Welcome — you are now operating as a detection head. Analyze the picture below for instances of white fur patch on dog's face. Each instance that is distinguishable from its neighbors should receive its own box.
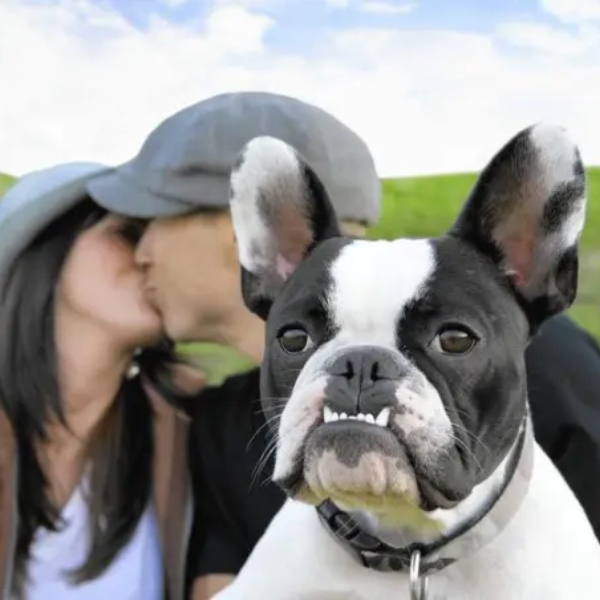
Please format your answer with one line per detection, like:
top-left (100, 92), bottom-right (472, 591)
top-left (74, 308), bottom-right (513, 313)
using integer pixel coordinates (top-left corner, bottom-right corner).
top-left (327, 239), bottom-right (435, 347)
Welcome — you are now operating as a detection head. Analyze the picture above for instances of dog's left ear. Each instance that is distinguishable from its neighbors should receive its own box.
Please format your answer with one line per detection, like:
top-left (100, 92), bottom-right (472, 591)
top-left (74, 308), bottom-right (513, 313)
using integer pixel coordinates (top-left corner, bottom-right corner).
top-left (228, 136), bottom-right (342, 320)
top-left (451, 123), bottom-right (587, 329)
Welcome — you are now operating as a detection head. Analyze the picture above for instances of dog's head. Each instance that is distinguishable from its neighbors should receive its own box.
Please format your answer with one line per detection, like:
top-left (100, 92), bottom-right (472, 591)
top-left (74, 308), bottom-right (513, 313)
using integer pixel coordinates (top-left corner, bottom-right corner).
top-left (228, 124), bottom-right (586, 523)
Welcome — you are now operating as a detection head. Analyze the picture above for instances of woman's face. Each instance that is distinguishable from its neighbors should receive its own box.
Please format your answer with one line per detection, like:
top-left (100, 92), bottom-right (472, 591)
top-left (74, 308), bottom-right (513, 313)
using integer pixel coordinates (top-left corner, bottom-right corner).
top-left (56, 214), bottom-right (162, 349)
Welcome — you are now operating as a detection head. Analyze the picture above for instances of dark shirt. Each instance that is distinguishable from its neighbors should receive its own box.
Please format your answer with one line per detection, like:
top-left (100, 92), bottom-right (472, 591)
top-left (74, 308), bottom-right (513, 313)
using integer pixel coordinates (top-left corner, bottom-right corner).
top-left (525, 315), bottom-right (600, 538)
top-left (186, 314), bottom-right (600, 585)
top-left (185, 368), bottom-right (285, 584)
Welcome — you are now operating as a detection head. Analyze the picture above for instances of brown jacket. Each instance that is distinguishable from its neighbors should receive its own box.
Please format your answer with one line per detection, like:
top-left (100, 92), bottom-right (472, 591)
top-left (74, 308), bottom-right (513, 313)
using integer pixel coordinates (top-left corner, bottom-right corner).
top-left (0, 393), bottom-right (192, 600)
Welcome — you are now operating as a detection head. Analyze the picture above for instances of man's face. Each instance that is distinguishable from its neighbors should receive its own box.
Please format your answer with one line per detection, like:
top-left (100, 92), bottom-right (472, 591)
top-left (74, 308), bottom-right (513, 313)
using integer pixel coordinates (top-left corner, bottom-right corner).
top-left (135, 210), bottom-right (368, 343)
top-left (135, 210), bottom-right (245, 342)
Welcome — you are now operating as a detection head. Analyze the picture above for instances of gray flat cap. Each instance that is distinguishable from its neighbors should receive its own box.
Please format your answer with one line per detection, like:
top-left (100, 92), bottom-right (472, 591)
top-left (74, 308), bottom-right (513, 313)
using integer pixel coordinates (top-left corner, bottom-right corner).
top-left (0, 162), bottom-right (111, 294)
top-left (87, 91), bottom-right (380, 225)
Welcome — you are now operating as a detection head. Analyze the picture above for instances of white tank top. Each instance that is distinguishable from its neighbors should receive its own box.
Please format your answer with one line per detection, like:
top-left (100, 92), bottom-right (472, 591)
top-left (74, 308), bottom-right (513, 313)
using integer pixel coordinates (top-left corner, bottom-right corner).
top-left (22, 483), bottom-right (163, 600)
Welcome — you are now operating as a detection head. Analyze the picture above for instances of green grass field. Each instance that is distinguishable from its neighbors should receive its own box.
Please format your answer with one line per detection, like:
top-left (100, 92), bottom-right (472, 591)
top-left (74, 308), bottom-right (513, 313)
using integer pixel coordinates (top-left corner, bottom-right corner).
top-left (2, 168), bottom-right (598, 385)
top-left (0, 173), bottom-right (14, 193)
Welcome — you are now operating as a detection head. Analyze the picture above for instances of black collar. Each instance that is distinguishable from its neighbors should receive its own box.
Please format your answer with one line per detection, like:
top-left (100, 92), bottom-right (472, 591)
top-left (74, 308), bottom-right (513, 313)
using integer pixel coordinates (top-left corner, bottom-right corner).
top-left (316, 416), bottom-right (531, 575)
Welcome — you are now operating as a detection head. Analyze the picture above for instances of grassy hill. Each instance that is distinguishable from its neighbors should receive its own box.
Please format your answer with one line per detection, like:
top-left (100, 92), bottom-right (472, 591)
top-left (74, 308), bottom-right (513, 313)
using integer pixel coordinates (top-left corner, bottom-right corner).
top-left (0, 173), bottom-right (14, 194)
top-left (2, 169), bottom-right (599, 384)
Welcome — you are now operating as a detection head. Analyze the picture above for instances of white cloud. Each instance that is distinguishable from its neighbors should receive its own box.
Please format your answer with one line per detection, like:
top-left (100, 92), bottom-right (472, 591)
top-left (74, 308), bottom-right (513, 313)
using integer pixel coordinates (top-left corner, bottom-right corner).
top-left (203, 6), bottom-right (274, 53)
top-left (541, 0), bottom-right (600, 22)
top-left (361, 1), bottom-right (416, 15)
top-left (2, 0), bottom-right (600, 180)
top-left (498, 21), bottom-right (598, 55)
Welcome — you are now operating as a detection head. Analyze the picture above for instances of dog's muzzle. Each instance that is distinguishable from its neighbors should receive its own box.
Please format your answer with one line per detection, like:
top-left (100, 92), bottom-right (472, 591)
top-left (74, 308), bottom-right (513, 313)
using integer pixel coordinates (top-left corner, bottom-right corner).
top-left (281, 345), bottom-right (463, 515)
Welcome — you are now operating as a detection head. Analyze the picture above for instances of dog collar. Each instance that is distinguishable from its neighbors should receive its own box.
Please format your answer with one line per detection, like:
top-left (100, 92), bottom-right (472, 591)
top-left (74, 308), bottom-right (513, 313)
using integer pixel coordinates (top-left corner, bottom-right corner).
top-left (316, 413), bottom-right (533, 577)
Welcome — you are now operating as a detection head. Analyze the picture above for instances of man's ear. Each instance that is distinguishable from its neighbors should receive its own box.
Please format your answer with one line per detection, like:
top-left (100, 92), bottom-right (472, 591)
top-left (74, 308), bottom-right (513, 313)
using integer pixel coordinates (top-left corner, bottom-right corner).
top-left (450, 123), bottom-right (587, 329)
top-left (228, 136), bottom-right (341, 320)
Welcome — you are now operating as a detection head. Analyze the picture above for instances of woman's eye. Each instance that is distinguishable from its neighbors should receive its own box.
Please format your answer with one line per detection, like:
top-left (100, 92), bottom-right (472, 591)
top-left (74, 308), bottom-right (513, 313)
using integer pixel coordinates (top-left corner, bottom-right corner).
top-left (433, 326), bottom-right (478, 355)
top-left (117, 220), bottom-right (147, 245)
top-left (278, 327), bottom-right (315, 354)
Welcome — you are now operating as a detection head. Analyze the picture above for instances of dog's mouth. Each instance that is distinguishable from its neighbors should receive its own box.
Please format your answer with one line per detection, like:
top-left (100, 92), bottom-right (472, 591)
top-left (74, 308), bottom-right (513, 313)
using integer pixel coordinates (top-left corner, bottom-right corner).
top-left (277, 404), bottom-right (460, 518)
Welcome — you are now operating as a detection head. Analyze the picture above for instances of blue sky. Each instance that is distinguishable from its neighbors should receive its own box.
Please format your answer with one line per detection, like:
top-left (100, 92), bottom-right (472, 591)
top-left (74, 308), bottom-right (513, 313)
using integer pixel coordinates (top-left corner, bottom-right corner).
top-left (21, 0), bottom-right (591, 68)
top-left (2, 0), bottom-right (600, 177)
top-left (93, 0), bottom-right (564, 45)
top-left (105, 0), bottom-right (544, 31)
top-left (103, 0), bottom-right (584, 36)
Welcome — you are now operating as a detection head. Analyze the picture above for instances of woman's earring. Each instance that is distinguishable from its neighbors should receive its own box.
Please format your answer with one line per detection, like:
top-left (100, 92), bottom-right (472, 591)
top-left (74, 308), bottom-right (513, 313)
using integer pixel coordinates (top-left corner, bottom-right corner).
top-left (127, 348), bottom-right (142, 379)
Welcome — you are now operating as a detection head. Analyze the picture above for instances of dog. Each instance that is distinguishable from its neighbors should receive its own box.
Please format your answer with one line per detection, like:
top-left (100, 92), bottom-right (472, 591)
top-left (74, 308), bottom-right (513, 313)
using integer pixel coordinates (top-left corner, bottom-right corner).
top-left (213, 124), bottom-right (600, 599)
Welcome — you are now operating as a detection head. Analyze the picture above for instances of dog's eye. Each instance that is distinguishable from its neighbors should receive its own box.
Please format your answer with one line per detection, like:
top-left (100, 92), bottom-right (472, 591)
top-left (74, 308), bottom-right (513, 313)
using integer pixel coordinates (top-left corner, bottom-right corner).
top-left (433, 326), bottom-right (478, 355)
top-left (278, 327), bottom-right (314, 354)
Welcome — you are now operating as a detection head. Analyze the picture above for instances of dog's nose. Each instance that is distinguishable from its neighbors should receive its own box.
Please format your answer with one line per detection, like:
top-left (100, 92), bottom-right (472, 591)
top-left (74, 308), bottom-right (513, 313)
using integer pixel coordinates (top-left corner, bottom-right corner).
top-left (330, 348), bottom-right (403, 383)
top-left (326, 348), bottom-right (405, 417)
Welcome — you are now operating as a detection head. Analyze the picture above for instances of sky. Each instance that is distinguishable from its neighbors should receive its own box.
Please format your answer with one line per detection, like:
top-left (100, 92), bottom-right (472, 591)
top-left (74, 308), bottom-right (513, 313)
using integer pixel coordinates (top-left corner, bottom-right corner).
top-left (2, 0), bottom-right (600, 178)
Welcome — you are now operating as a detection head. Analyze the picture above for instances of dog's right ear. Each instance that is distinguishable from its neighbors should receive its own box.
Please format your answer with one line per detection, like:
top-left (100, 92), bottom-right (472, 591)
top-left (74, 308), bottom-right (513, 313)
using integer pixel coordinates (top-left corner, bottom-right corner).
top-left (228, 136), bottom-right (342, 320)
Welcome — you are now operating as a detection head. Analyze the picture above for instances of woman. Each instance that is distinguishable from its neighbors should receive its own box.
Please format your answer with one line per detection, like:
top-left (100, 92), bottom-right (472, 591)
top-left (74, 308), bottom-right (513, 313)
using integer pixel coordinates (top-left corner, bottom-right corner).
top-left (0, 163), bottom-right (203, 600)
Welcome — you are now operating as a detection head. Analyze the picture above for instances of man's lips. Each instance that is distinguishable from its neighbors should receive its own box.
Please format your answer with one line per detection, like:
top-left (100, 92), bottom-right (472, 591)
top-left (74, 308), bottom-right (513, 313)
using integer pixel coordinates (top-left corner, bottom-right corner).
top-left (144, 284), bottom-right (161, 313)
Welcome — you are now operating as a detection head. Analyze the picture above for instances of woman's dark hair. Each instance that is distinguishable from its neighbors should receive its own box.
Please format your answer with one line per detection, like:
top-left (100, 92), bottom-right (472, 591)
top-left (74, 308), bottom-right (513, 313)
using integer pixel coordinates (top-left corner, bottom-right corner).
top-left (0, 197), bottom-right (185, 596)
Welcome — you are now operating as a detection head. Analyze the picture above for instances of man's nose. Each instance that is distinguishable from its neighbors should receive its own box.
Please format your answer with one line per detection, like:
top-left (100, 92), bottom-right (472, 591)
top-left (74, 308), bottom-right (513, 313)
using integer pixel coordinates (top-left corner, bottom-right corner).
top-left (134, 229), bottom-right (152, 268)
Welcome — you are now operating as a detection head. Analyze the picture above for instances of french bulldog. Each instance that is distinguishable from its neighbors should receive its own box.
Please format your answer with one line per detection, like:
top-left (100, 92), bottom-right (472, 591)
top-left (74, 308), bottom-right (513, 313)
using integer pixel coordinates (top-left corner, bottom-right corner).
top-left (214, 124), bottom-right (600, 599)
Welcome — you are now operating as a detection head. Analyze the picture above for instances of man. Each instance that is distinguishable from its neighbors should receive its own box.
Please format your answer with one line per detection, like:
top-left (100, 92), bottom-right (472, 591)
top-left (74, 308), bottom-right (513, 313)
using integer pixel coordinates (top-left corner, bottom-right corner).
top-left (87, 91), bottom-right (600, 599)
top-left (87, 91), bottom-right (379, 599)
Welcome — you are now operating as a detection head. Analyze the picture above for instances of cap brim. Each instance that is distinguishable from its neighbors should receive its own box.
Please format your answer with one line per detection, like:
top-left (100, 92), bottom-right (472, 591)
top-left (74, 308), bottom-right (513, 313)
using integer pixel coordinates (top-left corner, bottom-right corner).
top-left (86, 168), bottom-right (196, 218)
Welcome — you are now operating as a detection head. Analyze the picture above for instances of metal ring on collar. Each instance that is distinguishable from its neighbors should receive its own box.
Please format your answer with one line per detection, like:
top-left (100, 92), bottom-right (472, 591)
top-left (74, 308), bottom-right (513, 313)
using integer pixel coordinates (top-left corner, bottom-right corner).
top-left (410, 550), bottom-right (429, 600)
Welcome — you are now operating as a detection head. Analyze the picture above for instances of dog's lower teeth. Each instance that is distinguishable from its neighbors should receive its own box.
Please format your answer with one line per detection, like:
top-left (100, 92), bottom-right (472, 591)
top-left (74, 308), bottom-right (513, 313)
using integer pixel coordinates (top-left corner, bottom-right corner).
top-left (322, 407), bottom-right (391, 427)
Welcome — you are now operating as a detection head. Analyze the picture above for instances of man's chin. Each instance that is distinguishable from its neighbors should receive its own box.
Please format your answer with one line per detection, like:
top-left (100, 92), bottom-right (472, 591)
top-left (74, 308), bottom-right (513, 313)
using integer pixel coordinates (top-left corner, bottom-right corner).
top-left (164, 317), bottom-right (198, 345)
